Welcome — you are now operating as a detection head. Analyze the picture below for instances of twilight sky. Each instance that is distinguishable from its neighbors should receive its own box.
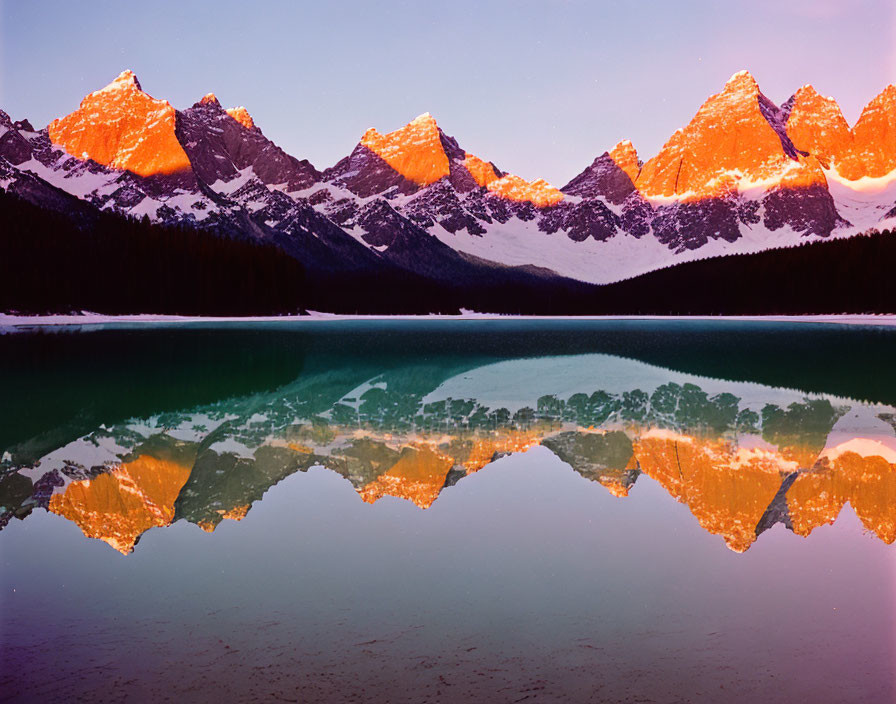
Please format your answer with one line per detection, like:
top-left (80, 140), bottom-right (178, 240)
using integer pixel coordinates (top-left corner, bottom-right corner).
top-left (1, 0), bottom-right (894, 185)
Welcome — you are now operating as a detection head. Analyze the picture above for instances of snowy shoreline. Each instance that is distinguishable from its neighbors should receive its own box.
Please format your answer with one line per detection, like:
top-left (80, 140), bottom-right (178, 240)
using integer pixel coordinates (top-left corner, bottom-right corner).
top-left (3, 312), bottom-right (896, 328)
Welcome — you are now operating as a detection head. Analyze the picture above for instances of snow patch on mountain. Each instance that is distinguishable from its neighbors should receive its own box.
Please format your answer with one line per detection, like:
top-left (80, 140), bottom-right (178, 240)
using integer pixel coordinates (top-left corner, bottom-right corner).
top-left (825, 169), bottom-right (896, 230)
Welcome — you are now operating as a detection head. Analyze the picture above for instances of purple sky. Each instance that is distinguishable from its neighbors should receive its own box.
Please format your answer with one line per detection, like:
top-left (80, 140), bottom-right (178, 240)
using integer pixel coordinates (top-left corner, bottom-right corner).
top-left (2, 0), bottom-right (894, 185)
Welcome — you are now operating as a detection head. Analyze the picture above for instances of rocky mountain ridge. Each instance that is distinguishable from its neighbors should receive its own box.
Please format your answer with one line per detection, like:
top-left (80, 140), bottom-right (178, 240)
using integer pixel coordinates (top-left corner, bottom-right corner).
top-left (2, 69), bottom-right (895, 288)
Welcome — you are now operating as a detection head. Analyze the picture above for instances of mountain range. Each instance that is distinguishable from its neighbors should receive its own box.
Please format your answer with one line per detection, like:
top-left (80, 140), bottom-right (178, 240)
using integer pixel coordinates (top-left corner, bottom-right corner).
top-left (2, 69), bottom-right (896, 312)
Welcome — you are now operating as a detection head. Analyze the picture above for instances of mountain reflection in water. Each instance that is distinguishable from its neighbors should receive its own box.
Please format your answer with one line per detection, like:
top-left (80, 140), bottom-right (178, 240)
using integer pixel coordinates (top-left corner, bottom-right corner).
top-left (3, 322), bottom-right (895, 555)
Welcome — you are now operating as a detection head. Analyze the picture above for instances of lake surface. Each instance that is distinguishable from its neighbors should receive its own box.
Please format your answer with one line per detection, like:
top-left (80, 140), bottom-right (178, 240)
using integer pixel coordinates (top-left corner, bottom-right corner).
top-left (1, 320), bottom-right (894, 703)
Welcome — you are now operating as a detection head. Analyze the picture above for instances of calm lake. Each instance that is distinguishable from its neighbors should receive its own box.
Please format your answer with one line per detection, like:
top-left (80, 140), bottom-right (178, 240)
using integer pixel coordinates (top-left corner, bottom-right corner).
top-left (1, 320), bottom-right (894, 703)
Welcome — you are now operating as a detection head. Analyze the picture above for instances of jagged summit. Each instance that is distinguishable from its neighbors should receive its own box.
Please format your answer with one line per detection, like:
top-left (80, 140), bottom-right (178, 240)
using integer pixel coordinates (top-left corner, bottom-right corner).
top-left (784, 85), bottom-right (857, 176)
top-left (608, 140), bottom-right (640, 182)
top-left (561, 139), bottom-right (640, 203)
top-left (410, 111), bottom-right (437, 126)
top-left (851, 84), bottom-right (896, 178)
top-left (177, 90), bottom-right (319, 190)
top-left (100, 69), bottom-right (143, 93)
top-left (360, 112), bottom-right (450, 186)
top-left (48, 70), bottom-right (190, 177)
top-left (783, 83), bottom-right (896, 180)
top-left (636, 71), bottom-right (819, 199)
top-left (334, 112), bottom-right (563, 205)
top-left (724, 69), bottom-right (758, 90)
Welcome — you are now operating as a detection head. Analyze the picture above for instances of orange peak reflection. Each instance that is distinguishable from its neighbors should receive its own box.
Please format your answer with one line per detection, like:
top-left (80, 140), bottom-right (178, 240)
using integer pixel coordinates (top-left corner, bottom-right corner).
top-left (462, 430), bottom-right (544, 473)
top-left (358, 445), bottom-right (454, 509)
top-left (633, 431), bottom-right (799, 553)
top-left (196, 504), bottom-right (250, 533)
top-left (48, 70), bottom-right (191, 178)
top-left (48, 455), bottom-right (191, 554)
top-left (349, 426), bottom-right (896, 551)
top-left (598, 454), bottom-right (641, 498)
top-left (787, 450), bottom-right (896, 544)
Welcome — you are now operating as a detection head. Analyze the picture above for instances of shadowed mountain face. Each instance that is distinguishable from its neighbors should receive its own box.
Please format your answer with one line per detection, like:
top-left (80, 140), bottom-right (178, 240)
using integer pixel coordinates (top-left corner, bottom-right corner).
top-left (3, 322), bottom-right (896, 554)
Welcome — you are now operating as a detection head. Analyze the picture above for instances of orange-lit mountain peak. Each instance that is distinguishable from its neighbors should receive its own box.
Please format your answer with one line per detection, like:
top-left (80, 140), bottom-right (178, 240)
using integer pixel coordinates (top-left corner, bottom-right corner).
top-left (199, 92), bottom-right (220, 106)
top-left (48, 70), bottom-right (192, 178)
top-left (463, 152), bottom-right (500, 188)
top-left (866, 83), bottom-right (896, 109)
top-left (409, 111), bottom-right (439, 129)
top-left (723, 69), bottom-right (760, 94)
top-left (851, 84), bottom-right (896, 179)
top-left (787, 84), bottom-right (850, 129)
top-left (486, 174), bottom-right (564, 207)
top-left (360, 112), bottom-right (450, 186)
top-left (104, 69), bottom-right (143, 92)
top-left (226, 106), bottom-right (255, 130)
top-left (600, 478), bottom-right (633, 498)
top-left (636, 71), bottom-right (802, 199)
top-left (608, 139), bottom-right (640, 182)
top-left (785, 85), bottom-right (861, 178)
top-left (47, 455), bottom-right (192, 554)
top-left (462, 152), bottom-right (563, 206)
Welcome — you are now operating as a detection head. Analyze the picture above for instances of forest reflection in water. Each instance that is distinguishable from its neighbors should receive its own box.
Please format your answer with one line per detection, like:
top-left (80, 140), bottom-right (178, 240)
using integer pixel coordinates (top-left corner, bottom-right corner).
top-left (2, 321), bottom-right (896, 555)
